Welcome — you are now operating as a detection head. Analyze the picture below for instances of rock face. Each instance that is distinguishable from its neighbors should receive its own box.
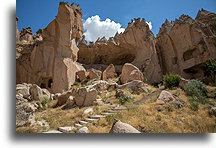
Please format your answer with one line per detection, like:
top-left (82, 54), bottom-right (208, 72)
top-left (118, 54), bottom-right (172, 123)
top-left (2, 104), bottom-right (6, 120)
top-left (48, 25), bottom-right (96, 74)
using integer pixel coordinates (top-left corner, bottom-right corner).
top-left (156, 9), bottom-right (215, 80)
top-left (110, 120), bottom-right (140, 133)
top-left (78, 18), bottom-right (162, 84)
top-left (120, 63), bottom-right (144, 84)
top-left (16, 2), bottom-right (84, 93)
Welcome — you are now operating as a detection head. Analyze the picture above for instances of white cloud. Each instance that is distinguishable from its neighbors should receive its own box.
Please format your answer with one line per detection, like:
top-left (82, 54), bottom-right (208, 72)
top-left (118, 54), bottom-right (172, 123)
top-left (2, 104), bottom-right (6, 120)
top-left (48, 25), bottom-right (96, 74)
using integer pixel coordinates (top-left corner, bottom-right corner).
top-left (146, 21), bottom-right (152, 30)
top-left (83, 15), bottom-right (125, 42)
top-left (83, 15), bottom-right (152, 42)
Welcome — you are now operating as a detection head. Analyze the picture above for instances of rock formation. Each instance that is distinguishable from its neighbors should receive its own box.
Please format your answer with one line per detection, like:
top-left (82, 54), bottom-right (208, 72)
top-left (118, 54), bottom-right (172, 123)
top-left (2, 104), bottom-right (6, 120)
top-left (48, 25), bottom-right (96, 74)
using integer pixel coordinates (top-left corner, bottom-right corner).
top-left (78, 18), bottom-right (162, 84)
top-left (16, 2), bottom-right (84, 93)
top-left (109, 120), bottom-right (140, 133)
top-left (156, 9), bottom-right (215, 80)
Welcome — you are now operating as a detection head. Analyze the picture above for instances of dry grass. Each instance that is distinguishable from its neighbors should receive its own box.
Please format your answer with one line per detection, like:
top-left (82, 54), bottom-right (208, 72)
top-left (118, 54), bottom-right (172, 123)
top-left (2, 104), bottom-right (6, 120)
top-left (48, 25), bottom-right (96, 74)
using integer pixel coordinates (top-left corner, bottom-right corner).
top-left (87, 87), bottom-right (215, 133)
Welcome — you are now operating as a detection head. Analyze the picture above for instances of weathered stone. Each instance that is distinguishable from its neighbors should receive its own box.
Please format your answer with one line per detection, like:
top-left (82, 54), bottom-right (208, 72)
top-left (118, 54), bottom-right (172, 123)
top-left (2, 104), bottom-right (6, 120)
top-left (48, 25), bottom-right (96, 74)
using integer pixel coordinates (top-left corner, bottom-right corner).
top-left (157, 90), bottom-right (175, 103)
top-left (156, 9), bottom-right (215, 80)
top-left (209, 107), bottom-right (216, 116)
top-left (16, 2), bottom-right (84, 93)
top-left (56, 91), bottom-right (72, 106)
top-left (83, 108), bottom-right (94, 114)
top-left (179, 78), bottom-right (189, 89)
top-left (88, 68), bottom-right (102, 80)
top-left (83, 89), bottom-right (97, 106)
top-left (16, 84), bottom-right (31, 99)
top-left (29, 84), bottom-right (42, 101)
top-left (76, 70), bottom-right (87, 82)
top-left (120, 63), bottom-right (144, 84)
top-left (102, 64), bottom-right (116, 80)
top-left (63, 96), bottom-right (75, 109)
top-left (58, 126), bottom-right (76, 133)
top-left (119, 80), bottom-right (148, 94)
top-left (87, 80), bottom-right (118, 91)
top-left (110, 120), bottom-right (140, 133)
top-left (77, 127), bottom-right (89, 133)
top-left (74, 87), bottom-right (87, 106)
top-left (78, 18), bottom-right (162, 84)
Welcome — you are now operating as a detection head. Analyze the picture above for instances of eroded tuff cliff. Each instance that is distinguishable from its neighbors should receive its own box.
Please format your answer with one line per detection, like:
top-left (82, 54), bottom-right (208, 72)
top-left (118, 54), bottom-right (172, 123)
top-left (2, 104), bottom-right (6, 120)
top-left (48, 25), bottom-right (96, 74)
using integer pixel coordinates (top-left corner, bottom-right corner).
top-left (78, 18), bottom-right (162, 83)
top-left (16, 2), bottom-right (84, 93)
top-left (155, 9), bottom-right (215, 80)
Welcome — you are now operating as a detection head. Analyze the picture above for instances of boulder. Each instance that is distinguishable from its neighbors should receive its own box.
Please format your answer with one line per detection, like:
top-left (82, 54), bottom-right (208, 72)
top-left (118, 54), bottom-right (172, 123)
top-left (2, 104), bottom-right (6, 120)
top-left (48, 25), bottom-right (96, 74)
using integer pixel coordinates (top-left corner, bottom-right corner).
top-left (76, 70), bottom-right (87, 82)
top-left (73, 87), bottom-right (87, 106)
top-left (16, 84), bottom-right (31, 99)
top-left (88, 68), bottom-right (102, 80)
top-left (56, 91), bottom-right (72, 106)
top-left (63, 96), bottom-right (75, 109)
top-left (128, 70), bottom-right (144, 82)
top-left (42, 88), bottom-right (52, 99)
top-left (179, 78), bottom-right (189, 89)
top-left (77, 127), bottom-right (89, 133)
top-left (29, 84), bottom-right (42, 101)
top-left (209, 107), bottom-right (216, 116)
top-left (119, 80), bottom-right (148, 94)
top-left (102, 64), bottom-right (116, 80)
top-left (109, 120), bottom-right (140, 133)
top-left (120, 63), bottom-right (144, 84)
top-left (83, 89), bottom-right (97, 106)
top-left (58, 126), bottom-right (76, 133)
top-left (157, 90), bottom-right (175, 103)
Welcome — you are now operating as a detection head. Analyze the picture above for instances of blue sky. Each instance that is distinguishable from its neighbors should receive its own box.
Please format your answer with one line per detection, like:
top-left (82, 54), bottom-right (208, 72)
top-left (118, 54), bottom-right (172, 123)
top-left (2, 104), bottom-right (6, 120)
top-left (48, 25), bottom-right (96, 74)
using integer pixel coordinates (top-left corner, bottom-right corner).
top-left (17, 0), bottom-right (215, 37)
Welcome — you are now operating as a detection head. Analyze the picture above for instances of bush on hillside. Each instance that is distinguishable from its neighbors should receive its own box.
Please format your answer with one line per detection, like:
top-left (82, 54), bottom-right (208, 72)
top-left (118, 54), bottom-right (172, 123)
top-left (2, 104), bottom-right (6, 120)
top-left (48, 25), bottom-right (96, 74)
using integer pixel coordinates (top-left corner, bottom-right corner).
top-left (185, 79), bottom-right (208, 104)
top-left (163, 73), bottom-right (181, 89)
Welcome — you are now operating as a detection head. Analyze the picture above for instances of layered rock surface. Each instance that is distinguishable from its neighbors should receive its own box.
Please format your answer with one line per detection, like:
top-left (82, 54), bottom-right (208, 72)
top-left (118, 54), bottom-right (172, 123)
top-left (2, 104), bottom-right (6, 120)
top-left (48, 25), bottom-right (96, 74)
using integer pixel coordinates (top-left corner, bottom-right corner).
top-left (78, 18), bottom-right (162, 83)
top-left (16, 2), bottom-right (84, 93)
top-left (156, 9), bottom-right (215, 80)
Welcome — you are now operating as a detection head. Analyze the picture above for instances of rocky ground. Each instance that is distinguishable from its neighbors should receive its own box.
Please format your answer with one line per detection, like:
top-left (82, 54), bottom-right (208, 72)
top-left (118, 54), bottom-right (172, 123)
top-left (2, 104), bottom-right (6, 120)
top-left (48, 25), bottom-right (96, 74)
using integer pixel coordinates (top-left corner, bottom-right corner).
top-left (16, 63), bottom-right (216, 133)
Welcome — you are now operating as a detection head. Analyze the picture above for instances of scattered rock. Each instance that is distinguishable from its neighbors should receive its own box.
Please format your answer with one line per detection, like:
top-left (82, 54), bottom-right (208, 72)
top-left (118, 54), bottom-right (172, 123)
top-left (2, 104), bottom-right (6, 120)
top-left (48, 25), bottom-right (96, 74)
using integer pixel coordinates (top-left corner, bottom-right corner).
top-left (29, 84), bottom-right (43, 101)
top-left (120, 63), bottom-right (144, 84)
top-left (77, 127), bottom-right (89, 133)
top-left (76, 70), bottom-right (87, 82)
top-left (58, 126), bottom-right (76, 133)
top-left (83, 89), bottom-right (97, 106)
top-left (110, 120), bottom-right (140, 133)
top-left (56, 91), bottom-right (72, 106)
top-left (83, 108), bottom-right (94, 114)
top-left (119, 80), bottom-right (148, 94)
top-left (179, 78), bottom-right (189, 89)
top-left (102, 64), bottom-right (116, 80)
top-left (209, 107), bottom-right (216, 116)
top-left (88, 68), bottom-right (102, 80)
top-left (16, 83), bottom-right (31, 99)
top-left (157, 90), bottom-right (176, 103)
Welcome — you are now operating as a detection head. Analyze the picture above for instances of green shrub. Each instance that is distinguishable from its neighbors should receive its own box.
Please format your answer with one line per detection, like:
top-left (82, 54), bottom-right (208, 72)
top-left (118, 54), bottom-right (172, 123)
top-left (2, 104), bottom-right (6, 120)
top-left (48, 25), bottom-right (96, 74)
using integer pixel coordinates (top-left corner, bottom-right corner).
top-left (73, 81), bottom-right (79, 85)
top-left (118, 96), bottom-right (133, 105)
top-left (189, 101), bottom-right (199, 111)
top-left (184, 79), bottom-right (207, 104)
top-left (163, 73), bottom-right (181, 89)
top-left (204, 58), bottom-right (216, 81)
top-left (40, 95), bottom-right (50, 106)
